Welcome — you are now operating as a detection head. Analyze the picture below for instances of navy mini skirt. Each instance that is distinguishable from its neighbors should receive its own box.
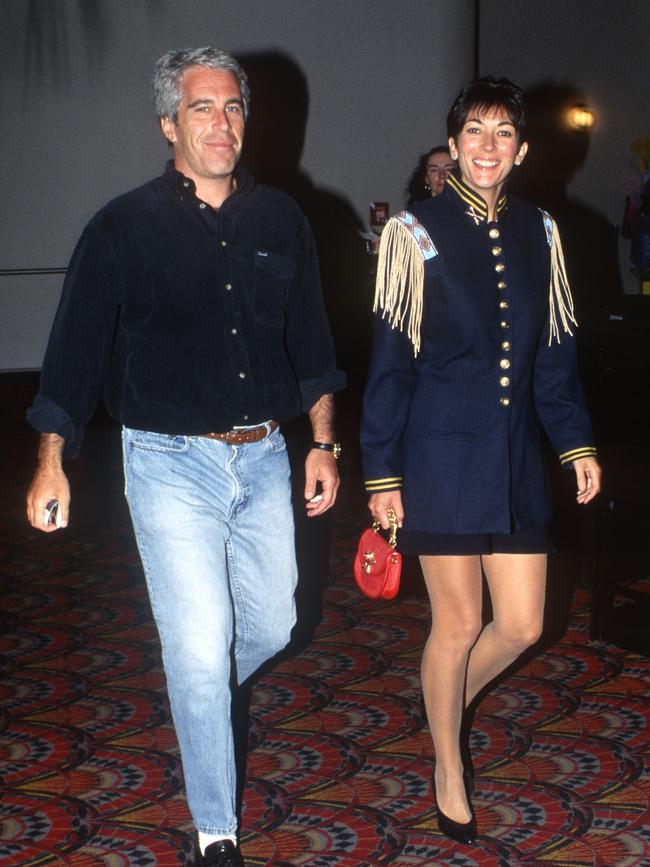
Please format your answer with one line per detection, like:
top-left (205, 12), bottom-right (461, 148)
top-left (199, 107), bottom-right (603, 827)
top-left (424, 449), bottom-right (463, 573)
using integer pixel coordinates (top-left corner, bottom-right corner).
top-left (398, 523), bottom-right (550, 556)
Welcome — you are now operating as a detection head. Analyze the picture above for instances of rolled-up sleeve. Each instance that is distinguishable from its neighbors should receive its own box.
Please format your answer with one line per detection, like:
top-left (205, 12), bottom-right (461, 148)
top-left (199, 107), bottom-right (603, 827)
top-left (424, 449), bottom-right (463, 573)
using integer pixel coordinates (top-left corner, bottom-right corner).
top-left (285, 217), bottom-right (346, 411)
top-left (26, 219), bottom-right (124, 457)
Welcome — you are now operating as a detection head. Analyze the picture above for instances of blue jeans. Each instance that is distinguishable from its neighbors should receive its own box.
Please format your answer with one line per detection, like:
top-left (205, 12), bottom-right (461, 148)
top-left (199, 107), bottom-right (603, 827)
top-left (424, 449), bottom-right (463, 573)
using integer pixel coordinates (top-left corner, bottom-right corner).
top-left (122, 425), bottom-right (297, 836)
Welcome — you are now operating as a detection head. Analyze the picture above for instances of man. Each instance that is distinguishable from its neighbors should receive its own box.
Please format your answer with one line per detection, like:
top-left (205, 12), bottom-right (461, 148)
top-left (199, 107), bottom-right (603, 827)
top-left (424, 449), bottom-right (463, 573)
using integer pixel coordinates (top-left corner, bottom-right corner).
top-left (26, 47), bottom-right (345, 867)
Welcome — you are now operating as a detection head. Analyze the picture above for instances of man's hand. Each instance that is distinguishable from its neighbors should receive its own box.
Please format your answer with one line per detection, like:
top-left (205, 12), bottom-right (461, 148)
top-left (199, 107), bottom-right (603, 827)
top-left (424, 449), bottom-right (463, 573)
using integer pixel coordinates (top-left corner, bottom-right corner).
top-left (369, 490), bottom-right (404, 530)
top-left (304, 448), bottom-right (339, 516)
top-left (306, 392), bottom-right (339, 517)
top-left (26, 433), bottom-right (70, 532)
top-left (574, 456), bottom-right (601, 505)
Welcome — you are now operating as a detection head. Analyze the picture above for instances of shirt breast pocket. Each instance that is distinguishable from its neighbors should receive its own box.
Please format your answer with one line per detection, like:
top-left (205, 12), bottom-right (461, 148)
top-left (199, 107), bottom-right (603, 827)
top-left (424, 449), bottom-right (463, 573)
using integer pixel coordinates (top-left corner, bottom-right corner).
top-left (253, 250), bottom-right (295, 326)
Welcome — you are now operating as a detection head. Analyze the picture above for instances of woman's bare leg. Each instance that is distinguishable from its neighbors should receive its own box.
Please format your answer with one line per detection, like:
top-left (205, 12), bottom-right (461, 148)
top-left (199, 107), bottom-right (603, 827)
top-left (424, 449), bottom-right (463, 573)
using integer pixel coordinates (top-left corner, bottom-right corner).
top-left (419, 554), bottom-right (483, 823)
top-left (465, 553), bottom-right (547, 706)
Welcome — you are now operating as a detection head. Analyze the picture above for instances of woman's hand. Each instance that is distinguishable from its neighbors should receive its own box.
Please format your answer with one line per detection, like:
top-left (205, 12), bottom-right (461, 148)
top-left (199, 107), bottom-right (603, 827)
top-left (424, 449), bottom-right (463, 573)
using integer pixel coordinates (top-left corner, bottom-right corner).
top-left (368, 490), bottom-right (404, 530)
top-left (574, 456), bottom-right (601, 505)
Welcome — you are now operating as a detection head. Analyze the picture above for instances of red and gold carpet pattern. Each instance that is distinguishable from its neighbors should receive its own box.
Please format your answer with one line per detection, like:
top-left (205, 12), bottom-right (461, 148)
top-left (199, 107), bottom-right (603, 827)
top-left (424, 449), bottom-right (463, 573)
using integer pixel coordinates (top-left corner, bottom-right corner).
top-left (2, 515), bottom-right (649, 866)
top-left (1, 389), bottom-right (649, 864)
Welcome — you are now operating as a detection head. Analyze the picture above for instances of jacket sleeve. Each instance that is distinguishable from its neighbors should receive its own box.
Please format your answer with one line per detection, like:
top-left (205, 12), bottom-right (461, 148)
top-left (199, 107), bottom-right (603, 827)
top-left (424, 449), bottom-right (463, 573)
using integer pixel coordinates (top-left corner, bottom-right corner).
top-left (532, 211), bottom-right (597, 467)
top-left (533, 317), bottom-right (597, 467)
top-left (360, 313), bottom-right (417, 492)
top-left (284, 215), bottom-right (346, 411)
top-left (26, 218), bottom-right (125, 457)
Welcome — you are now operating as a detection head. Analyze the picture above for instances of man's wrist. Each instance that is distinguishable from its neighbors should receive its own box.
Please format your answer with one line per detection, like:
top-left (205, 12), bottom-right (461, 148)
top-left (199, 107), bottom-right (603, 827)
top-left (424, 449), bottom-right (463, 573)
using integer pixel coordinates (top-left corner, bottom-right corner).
top-left (311, 440), bottom-right (341, 459)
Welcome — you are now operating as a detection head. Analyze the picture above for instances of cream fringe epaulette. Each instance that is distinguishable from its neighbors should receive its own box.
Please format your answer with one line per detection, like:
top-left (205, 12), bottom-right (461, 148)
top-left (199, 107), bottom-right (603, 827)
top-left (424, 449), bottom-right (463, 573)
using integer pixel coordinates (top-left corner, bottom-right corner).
top-left (373, 211), bottom-right (437, 357)
top-left (540, 209), bottom-right (578, 345)
top-left (374, 208), bottom-right (577, 356)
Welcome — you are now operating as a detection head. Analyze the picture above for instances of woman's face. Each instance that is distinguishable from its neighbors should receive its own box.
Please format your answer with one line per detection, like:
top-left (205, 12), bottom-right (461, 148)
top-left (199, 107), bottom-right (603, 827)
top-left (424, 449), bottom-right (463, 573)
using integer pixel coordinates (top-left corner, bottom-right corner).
top-left (425, 151), bottom-right (455, 196)
top-left (448, 105), bottom-right (527, 200)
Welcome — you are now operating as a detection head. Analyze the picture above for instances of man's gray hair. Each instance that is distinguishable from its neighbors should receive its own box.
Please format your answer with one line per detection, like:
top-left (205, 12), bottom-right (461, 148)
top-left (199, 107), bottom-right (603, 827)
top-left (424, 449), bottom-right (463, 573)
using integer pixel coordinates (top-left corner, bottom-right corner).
top-left (152, 47), bottom-right (250, 122)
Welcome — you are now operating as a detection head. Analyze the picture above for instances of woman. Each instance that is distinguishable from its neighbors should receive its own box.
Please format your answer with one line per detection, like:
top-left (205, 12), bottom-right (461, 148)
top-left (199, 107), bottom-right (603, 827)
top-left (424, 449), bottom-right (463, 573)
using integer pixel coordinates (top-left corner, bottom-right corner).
top-left (407, 145), bottom-right (456, 207)
top-left (360, 78), bottom-right (601, 844)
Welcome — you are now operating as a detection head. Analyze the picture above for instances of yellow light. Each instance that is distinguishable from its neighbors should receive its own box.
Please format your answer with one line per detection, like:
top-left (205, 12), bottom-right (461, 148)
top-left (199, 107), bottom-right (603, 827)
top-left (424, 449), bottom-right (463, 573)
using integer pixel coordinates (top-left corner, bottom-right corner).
top-left (567, 105), bottom-right (596, 131)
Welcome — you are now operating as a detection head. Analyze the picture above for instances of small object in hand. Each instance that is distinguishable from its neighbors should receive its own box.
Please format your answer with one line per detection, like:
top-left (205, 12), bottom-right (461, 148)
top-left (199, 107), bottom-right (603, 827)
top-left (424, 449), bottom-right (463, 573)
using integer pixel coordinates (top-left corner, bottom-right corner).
top-left (309, 494), bottom-right (323, 503)
top-left (44, 499), bottom-right (60, 527)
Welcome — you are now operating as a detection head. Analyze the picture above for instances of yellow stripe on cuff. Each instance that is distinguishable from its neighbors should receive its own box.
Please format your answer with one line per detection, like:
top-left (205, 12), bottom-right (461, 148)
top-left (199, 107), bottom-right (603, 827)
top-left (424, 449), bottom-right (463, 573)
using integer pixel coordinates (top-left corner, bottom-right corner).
top-left (365, 476), bottom-right (403, 491)
top-left (559, 446), bottom-right (597, 465)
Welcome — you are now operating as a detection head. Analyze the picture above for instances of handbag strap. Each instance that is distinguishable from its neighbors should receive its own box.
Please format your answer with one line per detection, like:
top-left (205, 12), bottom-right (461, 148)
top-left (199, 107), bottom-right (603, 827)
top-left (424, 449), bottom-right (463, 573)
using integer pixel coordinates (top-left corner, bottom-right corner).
top-left (371, 507), bottom-right (398, 549)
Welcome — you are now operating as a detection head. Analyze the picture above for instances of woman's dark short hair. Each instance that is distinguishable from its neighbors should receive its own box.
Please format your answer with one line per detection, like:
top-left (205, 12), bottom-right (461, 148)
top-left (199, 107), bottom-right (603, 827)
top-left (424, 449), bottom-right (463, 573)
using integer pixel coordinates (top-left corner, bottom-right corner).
top-left (425, 145), bottom-right (451, 160)
top-left (447, 77), bottom-right (525, 139)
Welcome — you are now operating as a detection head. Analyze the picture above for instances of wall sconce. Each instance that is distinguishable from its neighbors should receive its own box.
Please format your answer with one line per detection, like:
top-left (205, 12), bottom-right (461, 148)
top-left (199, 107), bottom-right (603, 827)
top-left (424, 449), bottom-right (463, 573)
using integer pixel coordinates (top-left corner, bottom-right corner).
top-left (567, 104), bottom-right (596, 131)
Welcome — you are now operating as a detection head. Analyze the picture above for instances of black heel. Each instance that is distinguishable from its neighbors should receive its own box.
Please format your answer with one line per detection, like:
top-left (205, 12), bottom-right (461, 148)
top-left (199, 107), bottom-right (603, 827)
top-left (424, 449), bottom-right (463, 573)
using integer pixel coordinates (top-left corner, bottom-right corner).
top-left (436, 804), bottom-right (477, 845)
top-left (433, 772), bottom-right (477, 845)
top-left (460, 702), bottom-right (477, 794)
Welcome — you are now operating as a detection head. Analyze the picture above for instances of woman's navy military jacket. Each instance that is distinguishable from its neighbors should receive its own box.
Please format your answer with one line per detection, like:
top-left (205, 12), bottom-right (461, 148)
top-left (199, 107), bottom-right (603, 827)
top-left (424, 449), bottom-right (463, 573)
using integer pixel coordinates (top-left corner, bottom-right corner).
top-left (360, 174), bottom-right (597, 535)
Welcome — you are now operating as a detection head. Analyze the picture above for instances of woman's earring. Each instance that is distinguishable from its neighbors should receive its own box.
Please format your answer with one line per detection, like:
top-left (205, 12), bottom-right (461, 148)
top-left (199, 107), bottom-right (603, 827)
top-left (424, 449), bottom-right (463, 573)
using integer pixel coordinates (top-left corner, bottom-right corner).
top-left (424, 183), bottom-right (431, 191)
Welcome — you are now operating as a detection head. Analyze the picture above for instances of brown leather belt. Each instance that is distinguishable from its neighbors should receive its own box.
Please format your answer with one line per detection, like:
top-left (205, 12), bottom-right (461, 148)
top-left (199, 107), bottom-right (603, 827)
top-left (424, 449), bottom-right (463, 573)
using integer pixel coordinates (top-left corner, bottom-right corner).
top-left (200, 420), bottom-right (278, 445)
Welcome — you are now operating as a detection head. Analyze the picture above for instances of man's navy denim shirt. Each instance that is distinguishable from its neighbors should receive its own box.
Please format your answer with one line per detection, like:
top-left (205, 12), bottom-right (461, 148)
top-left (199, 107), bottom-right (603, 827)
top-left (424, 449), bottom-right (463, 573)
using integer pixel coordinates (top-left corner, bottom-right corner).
top-left (28, 162), bottom-right (346, 456)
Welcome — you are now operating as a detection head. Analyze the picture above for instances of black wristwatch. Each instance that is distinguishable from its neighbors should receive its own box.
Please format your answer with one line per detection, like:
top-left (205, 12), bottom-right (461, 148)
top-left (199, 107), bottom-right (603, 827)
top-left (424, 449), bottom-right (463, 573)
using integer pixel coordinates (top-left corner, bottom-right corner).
top-left (312, 441), bottom-right (342, 460)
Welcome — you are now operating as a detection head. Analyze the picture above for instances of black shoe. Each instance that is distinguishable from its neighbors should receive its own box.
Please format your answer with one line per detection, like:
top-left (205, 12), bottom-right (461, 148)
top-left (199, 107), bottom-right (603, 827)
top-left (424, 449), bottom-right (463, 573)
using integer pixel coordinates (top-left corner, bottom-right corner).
top-left (436, 804), bottom-right (477, 846)
top-left (433, 772), bottom-right (477, 845)
top-left (199, 839), bottom-right (244, 867)
top-left (460, 703), bottom-right (477, 794)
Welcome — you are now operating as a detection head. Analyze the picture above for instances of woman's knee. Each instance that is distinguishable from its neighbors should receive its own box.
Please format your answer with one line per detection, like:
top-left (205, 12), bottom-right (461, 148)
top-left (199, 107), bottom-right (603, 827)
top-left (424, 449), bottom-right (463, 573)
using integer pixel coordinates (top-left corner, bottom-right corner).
top-left (499, 617), bottom-right (543, 650)
top-left (431, 614), bottom-right (483, 653)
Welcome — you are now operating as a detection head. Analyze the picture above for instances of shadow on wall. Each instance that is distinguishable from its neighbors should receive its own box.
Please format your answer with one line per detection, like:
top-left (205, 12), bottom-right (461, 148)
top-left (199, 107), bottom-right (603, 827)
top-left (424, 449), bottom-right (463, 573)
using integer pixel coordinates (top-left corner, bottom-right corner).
top-left (21, 0), bottom-right (162, 92)
top-left (237, 51), bottom-right (376, 655)
top-left (511, 80), bottom-right (622, 324)
top-left (239, 50), bottom-right (373, 385)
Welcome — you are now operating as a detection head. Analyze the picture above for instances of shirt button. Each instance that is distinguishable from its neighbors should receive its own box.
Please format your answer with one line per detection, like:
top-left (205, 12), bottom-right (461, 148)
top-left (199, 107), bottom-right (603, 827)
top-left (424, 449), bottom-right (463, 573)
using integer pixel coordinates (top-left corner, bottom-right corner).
top-left (502, 340), bottom-right (511, 350)
top-left (500, 320), bottom-right (509, 329)
top-left (500, 376), bottom-right (510, 387)
top-left (231, 328), bottom-right (237, 334)
top-left (183, 181), bottom-right (190, 188)
top-left (499, 300), bottom-right (509, 309)
top-left (243, 414), bottom-right (249, 421)
top-left (489, 227), bottom-right (500, 239)
top-left (495, 262), bottom-right (505, 273)
top-left (498, 281), bottom-right (507, 290)
top-left (500, 397), bottom-right (510, 406)
top-left (500, 358), bottom-right (511, 369)
top-left (225, 283), bottom-right (232, 290)
top-left (238, 372), bottom-right (246, 379)
top-left (491, 246), bottom-right (503, 256)
top-left (221, 240), bottom-right (227, 247)
top-left (199, 202), bottom-right (207, 209)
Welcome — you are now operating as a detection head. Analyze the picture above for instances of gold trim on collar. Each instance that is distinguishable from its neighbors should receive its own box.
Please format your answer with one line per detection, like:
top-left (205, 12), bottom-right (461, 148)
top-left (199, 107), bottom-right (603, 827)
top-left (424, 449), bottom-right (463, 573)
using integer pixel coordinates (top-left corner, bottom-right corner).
top-left (447, 173), bottom-right (508, 223)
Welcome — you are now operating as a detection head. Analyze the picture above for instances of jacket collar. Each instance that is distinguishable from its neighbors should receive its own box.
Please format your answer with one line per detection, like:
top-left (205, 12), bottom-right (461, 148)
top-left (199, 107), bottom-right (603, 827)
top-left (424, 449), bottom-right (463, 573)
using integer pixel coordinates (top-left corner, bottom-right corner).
top-left (446, 172), bottom-right (507, 225)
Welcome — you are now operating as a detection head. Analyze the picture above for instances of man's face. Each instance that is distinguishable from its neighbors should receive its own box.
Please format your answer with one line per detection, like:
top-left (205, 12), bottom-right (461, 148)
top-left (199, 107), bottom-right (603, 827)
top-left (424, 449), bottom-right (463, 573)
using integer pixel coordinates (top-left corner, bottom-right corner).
top-left (161, 67), bottom-right (245, 185)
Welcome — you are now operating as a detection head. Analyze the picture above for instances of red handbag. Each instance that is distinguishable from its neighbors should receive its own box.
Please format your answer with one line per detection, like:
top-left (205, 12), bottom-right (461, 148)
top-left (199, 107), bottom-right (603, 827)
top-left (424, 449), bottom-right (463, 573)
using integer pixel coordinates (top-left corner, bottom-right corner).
top-left (353, 509), bottom-right (402, 600)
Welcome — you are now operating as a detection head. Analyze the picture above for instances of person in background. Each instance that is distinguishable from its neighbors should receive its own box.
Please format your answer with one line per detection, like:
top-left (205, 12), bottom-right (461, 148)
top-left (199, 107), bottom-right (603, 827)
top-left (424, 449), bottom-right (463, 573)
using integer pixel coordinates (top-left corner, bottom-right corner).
top-left (26, 46), bottom-right (345, 867)
top-left (361, 77), bottom-right (600, 845)
top-left (407, 145), bottom-right (456, 207)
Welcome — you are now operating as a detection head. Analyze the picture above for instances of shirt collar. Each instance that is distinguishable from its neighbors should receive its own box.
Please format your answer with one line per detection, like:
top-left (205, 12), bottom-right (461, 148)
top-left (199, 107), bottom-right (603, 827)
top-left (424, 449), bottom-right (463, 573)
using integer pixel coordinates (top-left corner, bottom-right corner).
top-left (446, 172), bottom-right (508, 225)
top-left (162, 160), bottom-right (253, 202)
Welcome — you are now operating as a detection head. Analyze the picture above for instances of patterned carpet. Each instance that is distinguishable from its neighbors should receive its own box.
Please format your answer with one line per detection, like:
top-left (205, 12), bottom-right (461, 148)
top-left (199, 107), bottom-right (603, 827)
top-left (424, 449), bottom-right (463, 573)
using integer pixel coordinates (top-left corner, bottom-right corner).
top-left (1, 376), bottom-right (650, 866)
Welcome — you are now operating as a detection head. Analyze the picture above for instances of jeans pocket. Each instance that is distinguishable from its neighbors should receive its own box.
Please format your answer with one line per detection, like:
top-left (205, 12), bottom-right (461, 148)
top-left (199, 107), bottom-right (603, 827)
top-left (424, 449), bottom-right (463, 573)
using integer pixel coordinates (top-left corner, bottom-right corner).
top-left (124, 427), bottom-right (191, 453)
top-left (265, 426), bottom-right (287, 454)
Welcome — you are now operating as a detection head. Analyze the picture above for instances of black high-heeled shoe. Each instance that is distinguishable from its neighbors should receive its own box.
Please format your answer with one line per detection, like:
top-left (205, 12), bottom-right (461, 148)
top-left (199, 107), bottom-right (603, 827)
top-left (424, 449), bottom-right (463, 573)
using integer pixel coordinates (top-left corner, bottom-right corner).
top-left (436, 803), bottom-right (477, 846)
top-left (433, 773), bottom-right (477, 845)
top-left (460, 703), bottom-right (477, 794)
